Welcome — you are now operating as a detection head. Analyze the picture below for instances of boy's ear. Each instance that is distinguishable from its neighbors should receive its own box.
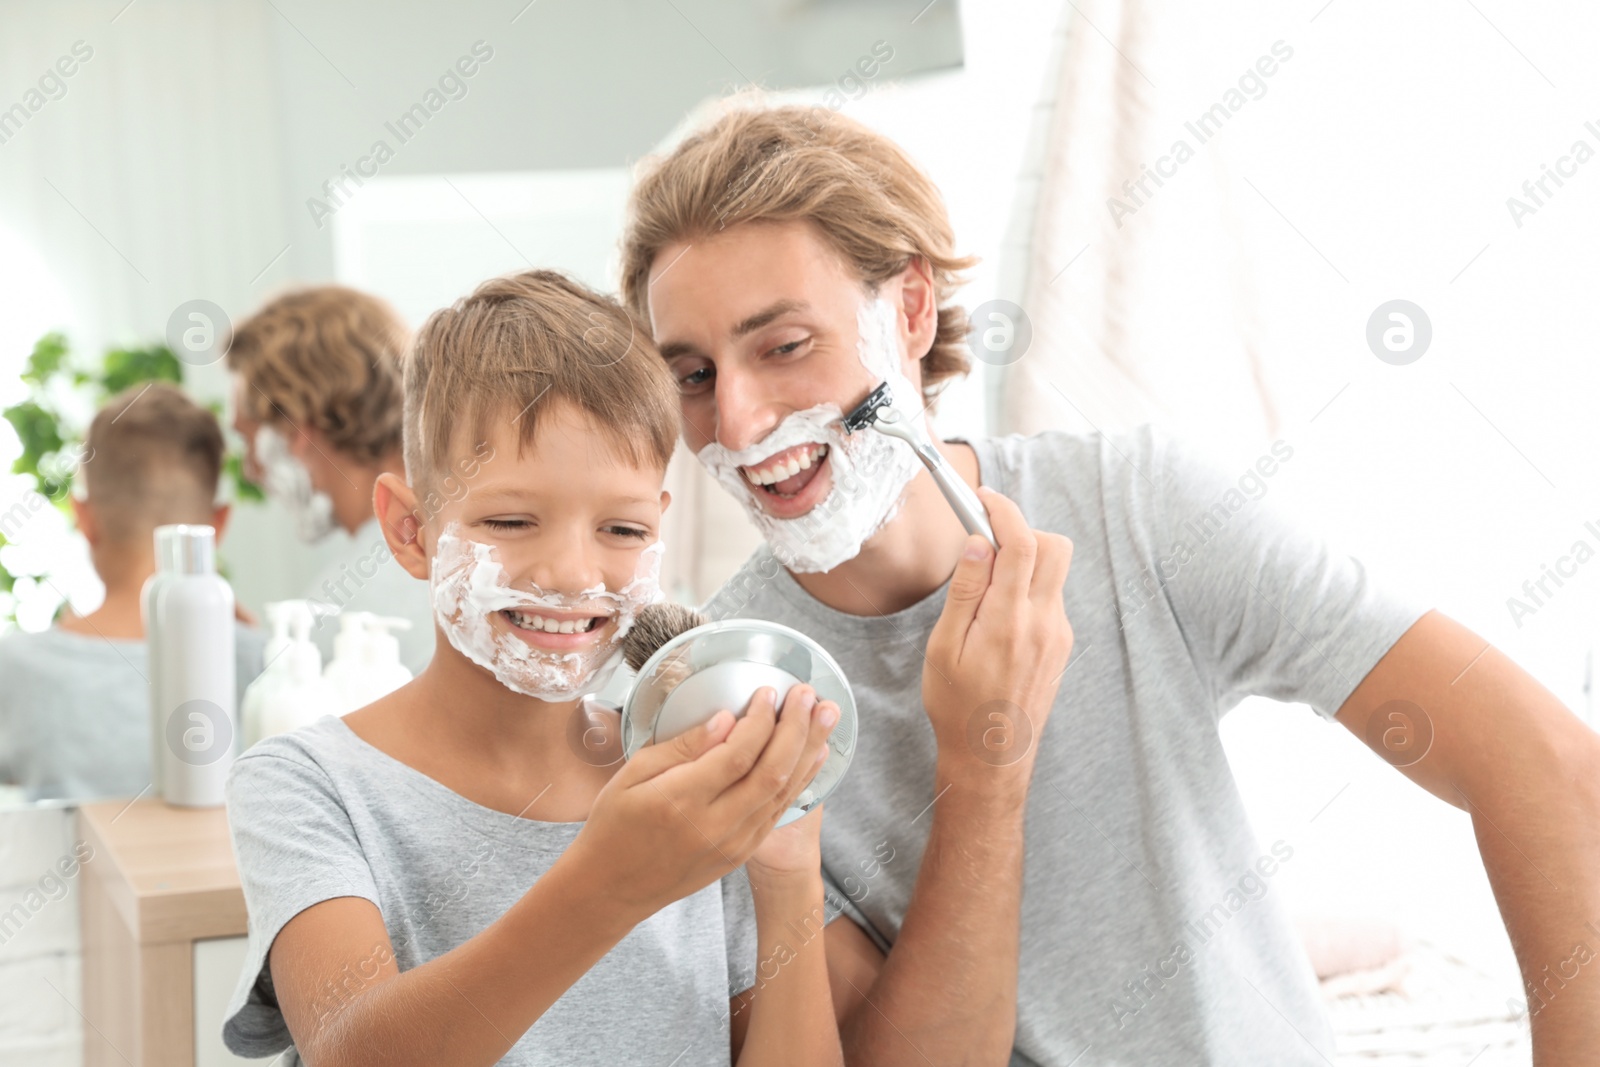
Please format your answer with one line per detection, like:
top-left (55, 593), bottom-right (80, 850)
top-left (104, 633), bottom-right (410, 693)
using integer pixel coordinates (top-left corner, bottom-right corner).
top-left (375, 472), bottom-right (430, 580)
top-left (659, 489), bottom-right (671, 516)
top-left (70, 497), bottom-right (97, 547)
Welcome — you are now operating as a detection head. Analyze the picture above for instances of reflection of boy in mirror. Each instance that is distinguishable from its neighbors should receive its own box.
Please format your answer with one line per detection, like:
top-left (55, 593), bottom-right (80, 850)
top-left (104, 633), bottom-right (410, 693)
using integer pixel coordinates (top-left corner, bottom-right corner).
top-left (226, 286), bottom-right (433, 672)
top-left (0, 383), bottom-right (265, 802)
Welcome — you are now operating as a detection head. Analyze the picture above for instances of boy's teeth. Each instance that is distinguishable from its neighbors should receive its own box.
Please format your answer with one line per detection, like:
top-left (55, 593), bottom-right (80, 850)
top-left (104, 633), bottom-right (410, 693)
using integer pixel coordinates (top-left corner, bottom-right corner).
top-left (507, 610), bottom-right (598, 634)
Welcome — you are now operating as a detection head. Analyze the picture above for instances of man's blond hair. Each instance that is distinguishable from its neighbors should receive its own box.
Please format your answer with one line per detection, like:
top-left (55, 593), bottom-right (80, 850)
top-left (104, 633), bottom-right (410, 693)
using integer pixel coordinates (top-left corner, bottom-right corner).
top-left (621, 104), bottom-right (978, 405)
top-left (81, 382), bottom-right (223, 547)
top-left (227, 286), bottom-right (408, 464)
top-left (405, 270), bottom-right (678, 487)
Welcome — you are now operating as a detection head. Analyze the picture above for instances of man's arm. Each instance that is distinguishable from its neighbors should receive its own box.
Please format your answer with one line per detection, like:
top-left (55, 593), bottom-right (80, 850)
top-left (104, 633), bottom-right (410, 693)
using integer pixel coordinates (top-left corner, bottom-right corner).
top-left (826, 489), bottom-right (1075, 1066)
top-left (830, 771), bottom-right (1035, 1066)
top-left (1335, 609), bottom-right (1600, 1062)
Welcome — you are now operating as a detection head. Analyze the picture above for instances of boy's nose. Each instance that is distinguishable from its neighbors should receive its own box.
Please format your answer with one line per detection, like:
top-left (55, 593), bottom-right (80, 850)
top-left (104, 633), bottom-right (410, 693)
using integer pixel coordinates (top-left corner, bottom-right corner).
top-left (522, 534), bottom-right (607, 598)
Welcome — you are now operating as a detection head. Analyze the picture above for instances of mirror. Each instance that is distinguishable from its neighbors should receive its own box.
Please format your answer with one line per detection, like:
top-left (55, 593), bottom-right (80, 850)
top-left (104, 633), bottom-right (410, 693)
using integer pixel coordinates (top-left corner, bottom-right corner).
top-left (0, 0), bottom-right (965, 811)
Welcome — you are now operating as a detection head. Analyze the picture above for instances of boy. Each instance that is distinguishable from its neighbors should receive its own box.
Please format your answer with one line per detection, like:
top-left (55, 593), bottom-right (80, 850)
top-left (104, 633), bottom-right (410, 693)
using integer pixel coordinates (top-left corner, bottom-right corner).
top-left (227, 285), bottom-right (433, 671)
top-left (0, 382), bottom-right (265, 801)
top-left (222, 271), bottom-right (845, 1066)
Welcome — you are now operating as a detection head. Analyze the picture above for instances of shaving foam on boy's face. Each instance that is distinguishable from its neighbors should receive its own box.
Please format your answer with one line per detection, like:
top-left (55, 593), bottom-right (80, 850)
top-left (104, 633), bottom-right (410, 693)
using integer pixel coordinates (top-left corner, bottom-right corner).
top-left (431, 524), bottom-right (663, 701)
top-left (695, 296), bottom-right (923, 573)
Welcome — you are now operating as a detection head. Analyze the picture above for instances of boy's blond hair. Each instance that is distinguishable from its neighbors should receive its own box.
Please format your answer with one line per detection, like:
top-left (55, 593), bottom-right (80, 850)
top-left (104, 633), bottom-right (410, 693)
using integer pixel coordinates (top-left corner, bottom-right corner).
top-left (620, 104), bottom-right (978, 406)
top-left (227, 286), bottom-right (408, 464)
top-left (81, 382), bottom-right (223, 547)
top-left (404, 270), bottom-right (679, 487)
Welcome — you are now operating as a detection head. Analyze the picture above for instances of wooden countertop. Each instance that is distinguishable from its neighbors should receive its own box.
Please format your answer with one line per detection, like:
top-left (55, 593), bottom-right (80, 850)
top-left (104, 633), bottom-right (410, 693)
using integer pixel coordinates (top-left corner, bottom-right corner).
top-left (78, 797), bottom-right (247, 945)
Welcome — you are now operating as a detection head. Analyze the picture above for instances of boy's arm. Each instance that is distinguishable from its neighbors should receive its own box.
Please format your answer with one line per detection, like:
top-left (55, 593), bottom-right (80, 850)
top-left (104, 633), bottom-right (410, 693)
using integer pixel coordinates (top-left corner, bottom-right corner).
top-left (270, 688), bottom-right (836, 1067)
top-left (729, 808), bottom-right (845, 1067)
top-left (271, 858), bottom-right (637, 1067)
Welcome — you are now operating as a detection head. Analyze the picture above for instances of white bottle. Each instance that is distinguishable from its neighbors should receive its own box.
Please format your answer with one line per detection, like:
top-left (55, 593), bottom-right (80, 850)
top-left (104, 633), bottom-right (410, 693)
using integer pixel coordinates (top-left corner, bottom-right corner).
top-left (149, 525), bottom-right (236, 807)
top-left (241, 601), bottom-right (343, 747)
top-left (140, 527), bottom-right (183, 797)
top-left (323, 612), bottom-right (414, 715)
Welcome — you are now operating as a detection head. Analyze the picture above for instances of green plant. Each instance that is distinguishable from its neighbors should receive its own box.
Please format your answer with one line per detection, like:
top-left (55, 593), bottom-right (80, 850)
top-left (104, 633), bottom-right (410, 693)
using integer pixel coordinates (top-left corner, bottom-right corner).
top-left (0, 331), bottom-right (262, 625)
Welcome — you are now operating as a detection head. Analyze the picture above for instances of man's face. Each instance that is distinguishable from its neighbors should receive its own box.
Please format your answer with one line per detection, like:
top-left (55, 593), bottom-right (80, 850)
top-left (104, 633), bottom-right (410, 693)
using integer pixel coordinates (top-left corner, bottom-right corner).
top-left (646, 220), bottom-right (923, 523)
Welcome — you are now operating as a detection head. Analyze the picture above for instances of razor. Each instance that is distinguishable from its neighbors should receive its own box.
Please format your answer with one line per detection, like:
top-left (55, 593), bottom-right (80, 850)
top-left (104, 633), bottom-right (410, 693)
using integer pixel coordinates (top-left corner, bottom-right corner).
top-left (842, 382), bottom-right (997, 547)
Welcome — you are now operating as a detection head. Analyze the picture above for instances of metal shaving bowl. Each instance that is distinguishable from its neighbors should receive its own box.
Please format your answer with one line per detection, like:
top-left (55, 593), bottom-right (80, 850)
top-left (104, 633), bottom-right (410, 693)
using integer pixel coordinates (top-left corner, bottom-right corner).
top-left (622, 618), bottom-right (858, 826)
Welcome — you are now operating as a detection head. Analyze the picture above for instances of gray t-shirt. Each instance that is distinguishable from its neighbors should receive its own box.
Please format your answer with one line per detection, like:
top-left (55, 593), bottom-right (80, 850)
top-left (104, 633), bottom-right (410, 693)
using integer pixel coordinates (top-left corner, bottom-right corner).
top-left (703, 426), bottom-right (1427, 1066)
top-left (0, 623), bottom-right (265, 801)
top-left (221, 714), bottom-right (765, 1066)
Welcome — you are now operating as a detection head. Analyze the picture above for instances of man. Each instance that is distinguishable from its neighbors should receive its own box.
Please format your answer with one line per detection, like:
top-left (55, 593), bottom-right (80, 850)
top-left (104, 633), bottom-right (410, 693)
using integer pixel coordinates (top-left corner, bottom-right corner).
top-left (227, 285), bottom-right (434, 672)
top-left (620, 105), bottom-right (1600, 1064)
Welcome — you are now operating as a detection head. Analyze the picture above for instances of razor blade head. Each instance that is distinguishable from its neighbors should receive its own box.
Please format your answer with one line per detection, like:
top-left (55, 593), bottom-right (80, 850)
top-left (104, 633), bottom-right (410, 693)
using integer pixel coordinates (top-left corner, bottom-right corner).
top-left (841, 381), bottom-right (894, 434)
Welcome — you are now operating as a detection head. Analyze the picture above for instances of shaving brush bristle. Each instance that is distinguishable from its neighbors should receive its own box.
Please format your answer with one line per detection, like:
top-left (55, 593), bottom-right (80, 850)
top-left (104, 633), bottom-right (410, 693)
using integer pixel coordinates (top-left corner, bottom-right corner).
top-left (623, 602), bottom-right (710, 672)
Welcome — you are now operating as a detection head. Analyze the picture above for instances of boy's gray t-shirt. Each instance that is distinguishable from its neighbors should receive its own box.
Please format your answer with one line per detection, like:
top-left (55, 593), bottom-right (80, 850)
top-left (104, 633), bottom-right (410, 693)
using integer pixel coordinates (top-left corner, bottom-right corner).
top-left (703, 426), bottom-right (1428, 1067)
top-left (221, 714), bottom-right (766, 1067)
top-left (0, 623), bottom-right (265, 801)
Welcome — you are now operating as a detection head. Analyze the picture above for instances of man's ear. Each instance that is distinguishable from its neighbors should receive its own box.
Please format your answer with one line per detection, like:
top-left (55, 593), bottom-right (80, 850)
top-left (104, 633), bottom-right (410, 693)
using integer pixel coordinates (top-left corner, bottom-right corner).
top-left (290, 426), bottom-right (342, 495)
top-left (210, 503), bottom-right (232, 541)
top-left (895, 255), bottom-right (939, 376)
top-left (286, 424), bottom-right (314, 461)
top-left (375, 472), bottom-right (430, 580)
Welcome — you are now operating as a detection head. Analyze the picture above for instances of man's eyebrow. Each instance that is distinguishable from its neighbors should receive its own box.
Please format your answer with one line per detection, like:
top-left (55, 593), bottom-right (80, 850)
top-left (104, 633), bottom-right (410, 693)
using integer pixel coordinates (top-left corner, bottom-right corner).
top-left (657, 299), bottom-right (811, 362)
top-left (658, 339), bottom-right (699, 361)
top-left (733, 299), bottom-right (808, 338)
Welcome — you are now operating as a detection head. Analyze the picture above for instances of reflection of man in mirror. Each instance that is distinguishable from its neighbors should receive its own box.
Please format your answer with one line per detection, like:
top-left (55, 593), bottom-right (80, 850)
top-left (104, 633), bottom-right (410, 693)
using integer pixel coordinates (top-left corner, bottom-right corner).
top-left (0, 383), bottom-right (264, 802)
top-left (226, 286), bottom-right (434, 673)
top-left (621, 103), bottom-right (1600, 1064)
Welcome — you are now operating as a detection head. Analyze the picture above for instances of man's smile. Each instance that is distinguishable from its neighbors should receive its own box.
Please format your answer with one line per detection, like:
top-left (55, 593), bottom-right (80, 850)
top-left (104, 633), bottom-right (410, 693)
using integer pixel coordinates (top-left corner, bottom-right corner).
top-left (739, 442), bottom-right (834, 517)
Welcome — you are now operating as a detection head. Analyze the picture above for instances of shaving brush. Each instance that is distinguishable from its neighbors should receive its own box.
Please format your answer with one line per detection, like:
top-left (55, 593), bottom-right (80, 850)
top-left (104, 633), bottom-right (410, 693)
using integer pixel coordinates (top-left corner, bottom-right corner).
top-left (623, 602), bottom-right (709, 672)
top-left (617, 603), bottom-right (859, 824)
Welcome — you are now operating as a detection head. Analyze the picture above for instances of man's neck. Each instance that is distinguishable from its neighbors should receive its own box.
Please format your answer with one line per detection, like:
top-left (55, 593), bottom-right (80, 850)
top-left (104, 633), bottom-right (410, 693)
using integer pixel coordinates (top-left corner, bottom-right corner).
top-left (790, 437), bottom-right (980, 616)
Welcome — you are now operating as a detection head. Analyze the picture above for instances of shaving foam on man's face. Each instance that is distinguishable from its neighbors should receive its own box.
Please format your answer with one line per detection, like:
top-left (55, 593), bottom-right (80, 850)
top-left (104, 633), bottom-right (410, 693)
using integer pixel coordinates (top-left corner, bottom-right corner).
top-left (694, 297), bottom-right (923, 573)
top-left (431, 523), bottom-right (664, 701)
top-left (254, 425), bottom-right (337, 542)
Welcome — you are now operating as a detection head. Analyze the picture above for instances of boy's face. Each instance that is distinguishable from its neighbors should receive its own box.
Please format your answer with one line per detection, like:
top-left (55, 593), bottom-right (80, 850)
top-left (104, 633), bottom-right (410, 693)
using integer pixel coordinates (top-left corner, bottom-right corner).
top-left (416, 399), bottom-right (669, 700)
top-left (644, 220), bottom-right (935, 572)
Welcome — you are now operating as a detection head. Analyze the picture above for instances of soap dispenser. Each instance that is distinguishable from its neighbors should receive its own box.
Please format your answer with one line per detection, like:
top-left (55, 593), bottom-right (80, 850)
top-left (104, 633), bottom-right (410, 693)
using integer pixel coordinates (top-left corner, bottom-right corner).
top-left (324, 612), bottom-right (414, 714)
top-left (241, 600), bottom-right (342, 748)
